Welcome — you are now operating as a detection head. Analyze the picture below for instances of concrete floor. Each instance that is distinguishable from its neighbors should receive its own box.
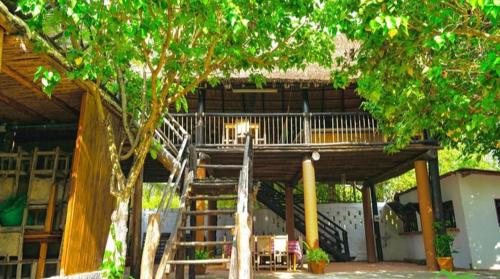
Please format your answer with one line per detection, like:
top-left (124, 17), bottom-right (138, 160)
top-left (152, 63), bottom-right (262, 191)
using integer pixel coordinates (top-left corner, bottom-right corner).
top-left (195, 262), bottom-right (500, 279)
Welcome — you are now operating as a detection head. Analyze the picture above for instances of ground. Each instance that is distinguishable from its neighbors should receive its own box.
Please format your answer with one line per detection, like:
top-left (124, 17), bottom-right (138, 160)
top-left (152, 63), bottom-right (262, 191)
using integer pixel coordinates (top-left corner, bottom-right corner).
top-left (192, 262), bottom-right (500, 279)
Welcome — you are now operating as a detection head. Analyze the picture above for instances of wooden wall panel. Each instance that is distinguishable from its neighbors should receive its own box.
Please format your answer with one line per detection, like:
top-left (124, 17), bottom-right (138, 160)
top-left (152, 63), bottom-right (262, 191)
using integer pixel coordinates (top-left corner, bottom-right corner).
top-left (60, 92), bottom-right (122, 275)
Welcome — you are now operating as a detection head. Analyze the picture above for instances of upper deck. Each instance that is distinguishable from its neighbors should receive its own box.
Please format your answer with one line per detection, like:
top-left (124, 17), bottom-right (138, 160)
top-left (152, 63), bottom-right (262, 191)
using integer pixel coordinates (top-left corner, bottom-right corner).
top-left (160, 84), bottom-right (438, 184)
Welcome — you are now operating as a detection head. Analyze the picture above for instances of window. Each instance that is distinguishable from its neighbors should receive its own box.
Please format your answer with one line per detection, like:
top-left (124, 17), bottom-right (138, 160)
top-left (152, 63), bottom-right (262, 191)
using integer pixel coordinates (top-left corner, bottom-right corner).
top-left (443, 200), bottom-right (457, 228)
top-left (495, 199), bottom-right (500, 226)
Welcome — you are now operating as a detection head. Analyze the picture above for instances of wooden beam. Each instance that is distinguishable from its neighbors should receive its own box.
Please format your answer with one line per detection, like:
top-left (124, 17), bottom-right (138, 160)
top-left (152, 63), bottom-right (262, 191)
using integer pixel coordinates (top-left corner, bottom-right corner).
top-left (0, 5), bottom-right (18, 34)
top-left (362, 185), bottom-right (376, 263)
top-left (36, 182), bottom-right (58, 278)
top-left (0, 27), bottom-right (4, 71)
top-left (369, 150), bottom-right (434, 183)
top-left (1, 64), bottom-right (79, 116)
top-left (0, 88), bottom-right (49, 120)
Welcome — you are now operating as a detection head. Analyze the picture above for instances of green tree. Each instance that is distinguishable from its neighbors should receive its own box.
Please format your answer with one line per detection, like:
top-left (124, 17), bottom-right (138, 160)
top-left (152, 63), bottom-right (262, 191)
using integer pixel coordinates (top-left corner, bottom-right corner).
top-left (17, 0), bottom-right (338, 276)
top-left (377, 148), bottom-right (500, 201)
top-left (326, 0), bottom-right (499, 158)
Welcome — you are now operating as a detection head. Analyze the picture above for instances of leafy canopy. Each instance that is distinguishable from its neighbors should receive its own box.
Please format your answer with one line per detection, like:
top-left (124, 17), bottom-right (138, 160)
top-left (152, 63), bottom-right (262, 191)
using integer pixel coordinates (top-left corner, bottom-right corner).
top-left (19, 0), bottom-right (337, 118)
top-left (324, 0), bottom-right (499, 157)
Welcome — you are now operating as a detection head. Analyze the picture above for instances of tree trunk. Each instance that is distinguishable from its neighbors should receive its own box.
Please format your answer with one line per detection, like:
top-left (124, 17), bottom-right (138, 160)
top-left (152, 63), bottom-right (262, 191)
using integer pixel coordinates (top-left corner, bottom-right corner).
top-left (102, 197), bottom-right (130, 277)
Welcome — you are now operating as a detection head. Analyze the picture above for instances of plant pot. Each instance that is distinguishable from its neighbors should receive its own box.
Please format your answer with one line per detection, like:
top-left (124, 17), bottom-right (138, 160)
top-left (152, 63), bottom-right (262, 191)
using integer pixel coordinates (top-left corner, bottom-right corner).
top-left (437, 257), bottom-right (453, 272)
top-left (309, 260), bottom-right (326, 274)
top-left (195, 264), bottom-right (207, 275)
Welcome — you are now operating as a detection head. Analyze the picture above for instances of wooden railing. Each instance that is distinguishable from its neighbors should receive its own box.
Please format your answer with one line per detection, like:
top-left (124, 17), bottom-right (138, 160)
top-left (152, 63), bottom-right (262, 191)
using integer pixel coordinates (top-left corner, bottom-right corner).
top-left (229, 134), bottom-right (253, 279)
top-left (143, 115), bottom-right (194, 279)
top-left (167, 112), bottom-right (388, 146)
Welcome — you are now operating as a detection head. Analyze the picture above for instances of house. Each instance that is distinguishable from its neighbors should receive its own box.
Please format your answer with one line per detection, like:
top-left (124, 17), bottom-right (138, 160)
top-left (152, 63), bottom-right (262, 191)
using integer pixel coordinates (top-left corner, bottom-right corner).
top-left (381, 169), bottom-right (500, 270)
top-left (1, 1), bottom-right (452, 277)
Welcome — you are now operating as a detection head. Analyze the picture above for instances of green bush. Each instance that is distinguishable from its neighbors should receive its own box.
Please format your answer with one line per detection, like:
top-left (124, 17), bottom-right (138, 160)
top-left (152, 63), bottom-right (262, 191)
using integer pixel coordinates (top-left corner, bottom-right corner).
top-left (195, 249), bottom-right (209, 260)
top-left (304, 242), bottom-right (330, 264)
top-left (434, 222), bottom-right (455, 257)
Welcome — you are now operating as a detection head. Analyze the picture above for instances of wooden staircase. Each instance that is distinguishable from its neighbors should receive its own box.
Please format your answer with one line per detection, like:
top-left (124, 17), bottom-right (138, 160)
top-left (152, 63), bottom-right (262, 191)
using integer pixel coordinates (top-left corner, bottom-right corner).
top-left (155, 135), bottom-right (254, 278)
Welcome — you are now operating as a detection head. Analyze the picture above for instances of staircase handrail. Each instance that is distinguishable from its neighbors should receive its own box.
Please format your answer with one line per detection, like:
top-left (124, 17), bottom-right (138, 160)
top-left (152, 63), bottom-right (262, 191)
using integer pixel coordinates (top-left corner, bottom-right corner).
top-left (229, 134), bottom-right (253, 279)
top-left (142, 115), bottom-right (193, 279)
top-left (258, 182), bottom-right (350, 260)
top-left (274, 183), bottom-right (348, 235)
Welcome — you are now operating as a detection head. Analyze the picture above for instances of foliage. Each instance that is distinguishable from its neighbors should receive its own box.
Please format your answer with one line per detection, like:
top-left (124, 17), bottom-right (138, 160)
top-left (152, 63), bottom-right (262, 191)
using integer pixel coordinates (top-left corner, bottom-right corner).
top-left (324, 0), bottom-right (499, 158)
top-left (101, 224), bottom-right (125, 279)
top-left (304, 242), bottom-right (330, 264)
top-left (194, 249), bottom-right (210, 260)
top-left (143, 183), bottom-right (180, 209)
top-left (376, 148), bottom-right (499, 201)
top-left (17, 1), bottom-right (342, 275)
top-left (433, 222), bottom-right (456, 258)
top-left (435, 270), bottom-right (475, 279)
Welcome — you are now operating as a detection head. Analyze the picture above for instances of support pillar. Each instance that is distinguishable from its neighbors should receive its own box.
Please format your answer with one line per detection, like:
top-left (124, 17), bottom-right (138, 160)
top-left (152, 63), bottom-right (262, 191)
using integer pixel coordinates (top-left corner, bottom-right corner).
top-left (285, 185), bottom-right (295, 241)
top-left (414, 160), bottom-right (438, 271)
top-left (130, 170), bottom-right (143, 278)
top-left (428, 150), bottom-right (445, 234)
top-left (361, 185), bottom-right (377, 263)
top-left (195, 162), bottom-right (206, 242)
top-left (302, 156), bottom-right (319, 248)
top-left (207, 200), bottom-right (217, 256)
top-left (369, 183), bottom-right (384, 261)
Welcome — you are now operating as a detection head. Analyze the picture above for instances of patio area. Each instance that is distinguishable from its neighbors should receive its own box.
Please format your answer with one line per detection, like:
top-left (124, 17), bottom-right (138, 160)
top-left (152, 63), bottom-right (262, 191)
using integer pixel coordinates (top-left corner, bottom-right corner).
top-left (193, 262), bottom-right (500, 279)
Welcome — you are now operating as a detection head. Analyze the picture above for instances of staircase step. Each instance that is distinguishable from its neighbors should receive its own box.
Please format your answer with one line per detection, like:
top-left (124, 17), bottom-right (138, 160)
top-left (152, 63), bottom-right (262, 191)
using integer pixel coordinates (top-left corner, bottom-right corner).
top-left (188, 195), bottom-right (237, 201)
top-left (192, 179), bottom-right (238, 186)
top-left (198, 164), bottom-right (243, 170)
top-left (175, 241), bottom-right (232, 247)
top-left (184, 210), bottom-right (235, 215)
top-left (191, 179), bottom-right (237, 195)
top-left (166, 259), bottom-right (230, 265)
top-left (179, 225), bottom-right (235, 231)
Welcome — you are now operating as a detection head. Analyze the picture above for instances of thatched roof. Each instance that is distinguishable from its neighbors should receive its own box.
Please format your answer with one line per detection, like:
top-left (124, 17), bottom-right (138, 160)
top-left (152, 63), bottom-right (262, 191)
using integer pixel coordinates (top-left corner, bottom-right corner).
top-left (229, 35), bottom-right (359, 84)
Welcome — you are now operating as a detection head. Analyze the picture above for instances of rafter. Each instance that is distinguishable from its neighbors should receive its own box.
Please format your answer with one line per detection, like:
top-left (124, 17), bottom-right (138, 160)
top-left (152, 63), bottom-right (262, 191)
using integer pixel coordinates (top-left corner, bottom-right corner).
top-left (1, 64), bottom-right (79, 117)
top-left (0, 88), bottom-right (49, 120)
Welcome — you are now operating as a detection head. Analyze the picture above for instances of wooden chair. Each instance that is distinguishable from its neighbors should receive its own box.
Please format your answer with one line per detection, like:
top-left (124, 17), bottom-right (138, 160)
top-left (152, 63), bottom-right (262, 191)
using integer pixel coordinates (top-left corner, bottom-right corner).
top-left (255, 235), bottom-right (273, 271)
top-left (273, 235), bottom-right (288, 270)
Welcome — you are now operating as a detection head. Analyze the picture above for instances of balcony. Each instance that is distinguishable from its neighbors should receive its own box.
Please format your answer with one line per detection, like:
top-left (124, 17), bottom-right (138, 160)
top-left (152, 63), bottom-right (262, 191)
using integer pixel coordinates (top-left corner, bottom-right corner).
top-left (165, 112), bottom-right (398, 147)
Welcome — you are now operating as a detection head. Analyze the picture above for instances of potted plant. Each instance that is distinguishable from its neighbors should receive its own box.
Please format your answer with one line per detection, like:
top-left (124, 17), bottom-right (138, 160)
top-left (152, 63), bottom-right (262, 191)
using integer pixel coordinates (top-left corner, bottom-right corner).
top-left (194, 249), bottom-right (209, 275)
top-left (434, 222), bottom-right (455, 272)
top-left (304, 243), bottom-right (330, 274)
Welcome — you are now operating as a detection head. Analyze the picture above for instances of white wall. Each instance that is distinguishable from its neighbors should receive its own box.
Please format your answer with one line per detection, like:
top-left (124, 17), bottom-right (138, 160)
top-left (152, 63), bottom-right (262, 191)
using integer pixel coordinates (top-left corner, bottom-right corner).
top-left (245, 203), bottom-right (385, 261)
top-left (382, 172), bottom-right (499, 270)
top-left (141, 209), bottom-right (180, 242)
top-left (459, 174), bottom-right (500, 270)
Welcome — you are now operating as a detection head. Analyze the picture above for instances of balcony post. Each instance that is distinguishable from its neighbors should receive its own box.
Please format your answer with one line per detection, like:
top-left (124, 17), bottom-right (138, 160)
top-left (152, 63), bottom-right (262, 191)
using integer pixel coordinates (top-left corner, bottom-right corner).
top-left (369, 182), bottom-right (384, 261)
top-left (428, 150), bottom-right (445, 234)
top-left (302, 89), bottom-right (311, 144)
top-left (302, 156), bottom-right (319, 248)
top-left (414, 160), bottom-right (438, 271)
top-left (285, 184), bottom-right (296, 241)
top-left (196, 88), bottom-right (205, 145)
top-left (361, 184), bottom-right (377, 263)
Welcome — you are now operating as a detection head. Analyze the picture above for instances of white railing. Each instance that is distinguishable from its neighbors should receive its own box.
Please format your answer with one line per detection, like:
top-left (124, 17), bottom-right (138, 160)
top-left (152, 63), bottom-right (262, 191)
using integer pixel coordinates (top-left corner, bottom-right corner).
top-left (167, 112), bottom-right (387, 146)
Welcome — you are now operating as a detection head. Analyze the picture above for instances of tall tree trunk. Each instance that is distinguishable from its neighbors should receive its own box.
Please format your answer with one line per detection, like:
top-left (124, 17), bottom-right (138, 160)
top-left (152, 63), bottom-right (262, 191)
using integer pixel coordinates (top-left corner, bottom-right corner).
top-left (102, 197), bottom-right (130, 278)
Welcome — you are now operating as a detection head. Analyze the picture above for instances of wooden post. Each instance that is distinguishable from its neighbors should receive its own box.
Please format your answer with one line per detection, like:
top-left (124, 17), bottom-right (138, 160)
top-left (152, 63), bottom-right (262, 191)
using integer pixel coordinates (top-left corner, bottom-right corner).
top-left (428, 150), bottom-right (445, 234)
top-left (302, 89), bottom-right (311, 144)
top-left (369, 183), bottom-right (384, 261)
top-left (285, 185), bottom-right (295, 241)
top-left (196, 88), bottom-right (205, 145)
top-left (0, 28), bottom-right (4, 71)
top-left (302, 156), bottom-right (319, 248)
top-left (130, 170), bottom-right (143, 278)
top-left (35, 183), bottom-right (57, 278)
top-left (207, 200), bottom-right (217, 256)
top-left (361, 185), bottom-right (377, 263)
top-left (414, 160), bottom-right (438, 271)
